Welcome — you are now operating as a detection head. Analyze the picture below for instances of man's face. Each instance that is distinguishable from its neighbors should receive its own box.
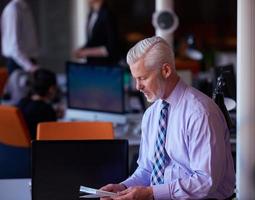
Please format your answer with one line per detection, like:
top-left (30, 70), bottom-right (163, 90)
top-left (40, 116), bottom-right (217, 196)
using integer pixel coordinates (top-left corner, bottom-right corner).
top-left (130, 59), bottom-right (164, 103)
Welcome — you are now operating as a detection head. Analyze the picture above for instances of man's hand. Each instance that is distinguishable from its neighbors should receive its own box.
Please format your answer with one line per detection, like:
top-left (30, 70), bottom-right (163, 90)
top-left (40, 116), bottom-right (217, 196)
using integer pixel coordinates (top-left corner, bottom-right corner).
top-left (74, 48), bottom-right (87, 58)
top-left (100, 183), bottom-right (126, 200)
top-left (113, 186), bottom-right (154, 200)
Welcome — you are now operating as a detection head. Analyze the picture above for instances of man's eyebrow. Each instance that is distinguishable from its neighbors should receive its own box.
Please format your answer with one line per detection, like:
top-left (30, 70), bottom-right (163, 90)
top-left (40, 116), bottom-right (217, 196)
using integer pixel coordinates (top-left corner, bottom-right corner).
top-left (137, 74), bottom-right (148, 79)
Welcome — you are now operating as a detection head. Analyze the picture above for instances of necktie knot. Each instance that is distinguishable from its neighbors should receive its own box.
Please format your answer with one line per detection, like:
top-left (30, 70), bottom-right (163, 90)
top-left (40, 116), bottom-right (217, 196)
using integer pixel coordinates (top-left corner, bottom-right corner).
top-left (162, 100), bottom-right (169, 110)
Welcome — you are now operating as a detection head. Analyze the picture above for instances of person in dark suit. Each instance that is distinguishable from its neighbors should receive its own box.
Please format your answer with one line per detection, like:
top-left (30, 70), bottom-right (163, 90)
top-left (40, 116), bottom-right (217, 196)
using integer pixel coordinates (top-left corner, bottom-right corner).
top-left (74, 0), bottom-right (119, 65)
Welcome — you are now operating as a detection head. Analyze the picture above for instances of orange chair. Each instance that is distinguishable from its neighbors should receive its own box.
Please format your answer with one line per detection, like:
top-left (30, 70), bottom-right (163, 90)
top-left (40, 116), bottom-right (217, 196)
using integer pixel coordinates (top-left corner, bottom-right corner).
top-left (0, 105), bottom-right (30, 147)
top-left (0, 67), bottom-right (8, 97)
top-left (37, 121), bottom-right (114, 140)
top-left (0, 105), bottom-right (31, 178)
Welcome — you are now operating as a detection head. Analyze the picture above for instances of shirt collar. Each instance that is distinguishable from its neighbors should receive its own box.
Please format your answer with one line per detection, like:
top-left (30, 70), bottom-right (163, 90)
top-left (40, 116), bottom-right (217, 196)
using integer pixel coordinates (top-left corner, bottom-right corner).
top-left (162, 79), bottom-right (187, 109)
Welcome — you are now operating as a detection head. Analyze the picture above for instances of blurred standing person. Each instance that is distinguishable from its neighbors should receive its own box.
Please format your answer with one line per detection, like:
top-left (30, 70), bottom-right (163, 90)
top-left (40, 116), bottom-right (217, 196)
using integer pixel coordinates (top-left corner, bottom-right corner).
top-left (74, 0), bottom-right (119, 65)
top-left (1, 0), bottom-right (39, 75)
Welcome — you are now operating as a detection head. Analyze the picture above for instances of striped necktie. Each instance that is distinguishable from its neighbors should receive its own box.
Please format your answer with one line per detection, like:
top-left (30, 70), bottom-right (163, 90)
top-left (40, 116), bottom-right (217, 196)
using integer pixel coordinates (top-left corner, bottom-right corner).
top-left (151, 100), bottom-right (169, 185)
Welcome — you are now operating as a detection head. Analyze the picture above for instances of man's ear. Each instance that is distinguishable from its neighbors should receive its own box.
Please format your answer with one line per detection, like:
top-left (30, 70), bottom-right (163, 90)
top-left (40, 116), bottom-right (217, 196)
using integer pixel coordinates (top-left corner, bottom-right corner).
top-left (161, 63), bottom-right (172, 79)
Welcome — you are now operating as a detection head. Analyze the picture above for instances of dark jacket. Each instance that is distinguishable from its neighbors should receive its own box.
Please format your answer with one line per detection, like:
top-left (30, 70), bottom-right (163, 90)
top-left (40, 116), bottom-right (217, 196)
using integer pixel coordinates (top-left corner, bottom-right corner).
top-left (85, 3), bottom-right (120, 65)
top-left (17, 98), bottom-right (57, 140)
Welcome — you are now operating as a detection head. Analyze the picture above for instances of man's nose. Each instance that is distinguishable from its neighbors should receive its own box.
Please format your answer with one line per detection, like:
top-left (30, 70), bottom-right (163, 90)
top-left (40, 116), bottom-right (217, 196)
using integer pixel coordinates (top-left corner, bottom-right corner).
top-left (136, 81), bottom-right (143, 91)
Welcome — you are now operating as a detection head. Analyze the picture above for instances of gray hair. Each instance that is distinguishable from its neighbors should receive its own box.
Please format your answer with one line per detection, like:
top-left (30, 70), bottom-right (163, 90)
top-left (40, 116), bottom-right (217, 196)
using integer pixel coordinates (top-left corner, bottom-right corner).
top-left (126, 36), bottom-right (175, 70)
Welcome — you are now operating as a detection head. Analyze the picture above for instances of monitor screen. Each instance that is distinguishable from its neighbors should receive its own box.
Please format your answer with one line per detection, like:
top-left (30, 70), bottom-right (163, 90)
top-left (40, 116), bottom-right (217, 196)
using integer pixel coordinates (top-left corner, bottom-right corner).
top-left (32, 140), bottom-right (129, 200)
top-left (67, 62), bottom-right (124, 113)
top-left (65, 62), bottom-right (128, 123)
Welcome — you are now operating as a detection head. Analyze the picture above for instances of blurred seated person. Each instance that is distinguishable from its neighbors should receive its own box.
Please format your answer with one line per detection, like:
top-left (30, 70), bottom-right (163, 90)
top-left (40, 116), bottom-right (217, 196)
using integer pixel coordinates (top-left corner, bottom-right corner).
top-left (74, 0), bottom-right (119, 65)
top-left (17, 69), bottom-right (62, 140)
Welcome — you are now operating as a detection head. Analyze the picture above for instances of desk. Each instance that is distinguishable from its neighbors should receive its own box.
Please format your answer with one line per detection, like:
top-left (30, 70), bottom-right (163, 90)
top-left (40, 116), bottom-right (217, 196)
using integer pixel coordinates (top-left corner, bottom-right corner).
top-left (0, 179), bottom-right (31, 200)
top-left (114, 113), bottom-right (142, 145)
top-left (63, 111), bottom-right (143, 146)
top-left (114, 123), bottom-right (141, 170)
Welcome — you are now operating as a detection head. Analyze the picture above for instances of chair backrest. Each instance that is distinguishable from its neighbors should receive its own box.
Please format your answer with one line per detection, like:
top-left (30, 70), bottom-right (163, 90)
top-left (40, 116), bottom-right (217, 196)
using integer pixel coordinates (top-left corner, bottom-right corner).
top-left (0, 105), bottom-right (31, 147)
top-left (0, 67), bottom-right (8, 97)
top-left (37, 121), bottom-right (114, 140)
top-left (32, 140), bottom-right (129, 199)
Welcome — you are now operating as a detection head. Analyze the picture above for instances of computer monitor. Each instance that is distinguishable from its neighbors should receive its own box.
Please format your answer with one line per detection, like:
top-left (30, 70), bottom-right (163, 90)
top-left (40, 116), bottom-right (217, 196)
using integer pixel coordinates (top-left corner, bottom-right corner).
top-left (32, 140), bottom-right (129, 200)
top-left (65, 62), bottom-right (126, 124)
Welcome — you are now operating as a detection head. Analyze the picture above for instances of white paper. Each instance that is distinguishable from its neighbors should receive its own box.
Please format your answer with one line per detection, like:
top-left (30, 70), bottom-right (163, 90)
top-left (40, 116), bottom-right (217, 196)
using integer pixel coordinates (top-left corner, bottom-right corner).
top-left (80, 186), bottom-right (116, 198)
top-left (80, 194), bottom-right (105, 198)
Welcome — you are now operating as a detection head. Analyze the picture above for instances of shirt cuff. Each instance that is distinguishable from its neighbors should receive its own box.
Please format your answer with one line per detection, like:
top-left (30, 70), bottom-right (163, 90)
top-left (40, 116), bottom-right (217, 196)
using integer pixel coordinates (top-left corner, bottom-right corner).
top-left (152, 184), bottom-right (171, 200)
top-left (121, 178), bottom-right (137, 188)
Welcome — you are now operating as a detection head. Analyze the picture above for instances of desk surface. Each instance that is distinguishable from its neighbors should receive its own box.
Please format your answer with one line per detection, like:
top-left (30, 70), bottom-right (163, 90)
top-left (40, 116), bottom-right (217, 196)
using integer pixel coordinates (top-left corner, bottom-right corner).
top-left (63, 112), bottom-right (143, 146)
top-left (0, 179), bottom-right (31, 200)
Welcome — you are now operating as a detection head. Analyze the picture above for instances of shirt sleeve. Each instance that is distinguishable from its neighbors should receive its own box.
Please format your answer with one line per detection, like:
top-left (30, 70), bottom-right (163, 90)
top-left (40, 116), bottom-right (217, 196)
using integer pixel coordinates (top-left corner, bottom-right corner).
top-left (153, 111), bottom-right (230, 199)
top-left (122, 166), bottom-right (151, 188)
top-left (6, 5), bottom-right (34, 70)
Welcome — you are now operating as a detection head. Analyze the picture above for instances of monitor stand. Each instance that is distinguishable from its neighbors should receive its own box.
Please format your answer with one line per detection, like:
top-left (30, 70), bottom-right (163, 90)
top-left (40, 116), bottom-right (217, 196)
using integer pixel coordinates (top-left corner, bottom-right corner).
top-left (65, 109), bottom-right (127, 125)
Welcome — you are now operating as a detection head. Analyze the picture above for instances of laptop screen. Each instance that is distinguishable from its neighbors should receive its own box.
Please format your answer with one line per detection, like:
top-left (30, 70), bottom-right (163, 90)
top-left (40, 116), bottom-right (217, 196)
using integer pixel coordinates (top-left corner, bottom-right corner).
top-left (32, 140), bottom-right (129, 200)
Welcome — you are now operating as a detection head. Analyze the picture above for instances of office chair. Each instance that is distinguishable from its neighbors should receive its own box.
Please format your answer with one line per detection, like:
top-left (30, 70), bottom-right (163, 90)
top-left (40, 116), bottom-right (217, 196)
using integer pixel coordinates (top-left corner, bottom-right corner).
top-left (0, 105), bottom-right (31, 178)
top-left (0, 67), bottom-right (8, 97)
top-left (37, 121), bottom-right (114, 140)
top-left (32, 140), bottom-right (129, 200)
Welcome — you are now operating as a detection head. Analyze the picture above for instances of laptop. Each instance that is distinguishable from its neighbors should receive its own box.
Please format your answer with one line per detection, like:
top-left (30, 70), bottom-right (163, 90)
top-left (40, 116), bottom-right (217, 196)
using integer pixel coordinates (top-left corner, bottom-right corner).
top-left (32, 140), bottom-right (129, 200)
